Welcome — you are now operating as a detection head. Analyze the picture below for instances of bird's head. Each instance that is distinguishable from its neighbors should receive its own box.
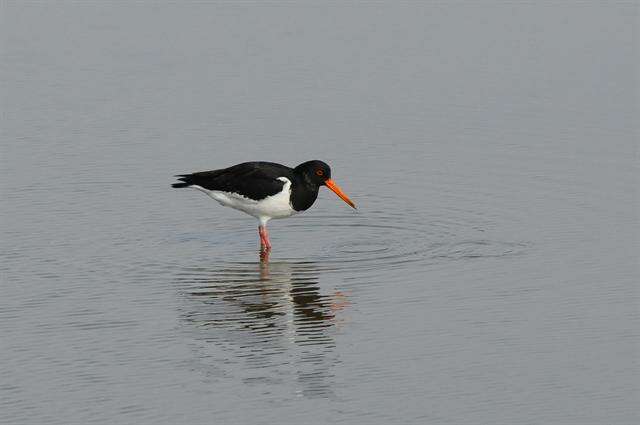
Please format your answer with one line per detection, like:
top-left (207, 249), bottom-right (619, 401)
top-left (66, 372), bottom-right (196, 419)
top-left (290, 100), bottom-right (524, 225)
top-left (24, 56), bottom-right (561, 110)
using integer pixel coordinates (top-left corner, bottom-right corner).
top-left (295, 160), bottom-right (357, 209)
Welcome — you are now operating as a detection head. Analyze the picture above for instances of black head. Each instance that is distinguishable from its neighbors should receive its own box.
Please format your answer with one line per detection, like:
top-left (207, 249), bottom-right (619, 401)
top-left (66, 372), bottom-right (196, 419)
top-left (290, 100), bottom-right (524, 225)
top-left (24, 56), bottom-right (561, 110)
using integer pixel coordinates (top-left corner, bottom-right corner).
top-left (294, 160), bottom-right (332, 186)
top-left (294, 160), bottom-right (356, 209)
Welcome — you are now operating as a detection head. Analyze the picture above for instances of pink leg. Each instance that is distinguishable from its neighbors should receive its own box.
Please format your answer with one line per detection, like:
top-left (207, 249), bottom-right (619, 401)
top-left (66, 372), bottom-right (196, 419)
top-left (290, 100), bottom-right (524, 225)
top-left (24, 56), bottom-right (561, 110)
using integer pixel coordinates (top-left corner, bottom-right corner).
top-left (258, 225), bottom-right (271, 262)
top-left (258, 225), bottom-right (272, 250)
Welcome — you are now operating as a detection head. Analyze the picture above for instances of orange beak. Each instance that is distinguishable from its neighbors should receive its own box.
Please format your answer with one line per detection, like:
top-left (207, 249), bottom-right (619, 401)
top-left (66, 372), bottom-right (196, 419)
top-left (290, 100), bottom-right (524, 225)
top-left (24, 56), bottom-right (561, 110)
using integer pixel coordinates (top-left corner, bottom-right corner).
top-left (325, 179), bottom-right (357, 209)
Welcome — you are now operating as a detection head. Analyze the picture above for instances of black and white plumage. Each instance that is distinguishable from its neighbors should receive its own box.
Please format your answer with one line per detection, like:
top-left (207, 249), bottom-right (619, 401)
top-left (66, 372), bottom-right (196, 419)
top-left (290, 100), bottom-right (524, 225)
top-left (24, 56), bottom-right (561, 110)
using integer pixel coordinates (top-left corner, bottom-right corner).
top-left (172, 160), bottom-right (356, 257)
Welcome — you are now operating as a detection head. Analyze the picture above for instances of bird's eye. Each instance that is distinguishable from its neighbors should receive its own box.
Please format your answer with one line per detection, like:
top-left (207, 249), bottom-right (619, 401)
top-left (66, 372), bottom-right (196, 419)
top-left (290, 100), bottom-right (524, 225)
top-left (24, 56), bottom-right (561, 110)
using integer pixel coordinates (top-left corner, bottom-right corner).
top-left (316, 170), bottom-right (324, 176)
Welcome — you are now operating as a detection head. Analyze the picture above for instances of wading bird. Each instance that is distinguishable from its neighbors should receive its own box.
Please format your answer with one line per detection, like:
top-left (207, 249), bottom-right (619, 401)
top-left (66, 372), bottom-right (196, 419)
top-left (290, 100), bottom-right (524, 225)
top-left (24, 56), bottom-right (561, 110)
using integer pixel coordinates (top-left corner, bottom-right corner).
top-left (172, 160), bottom-right (356, 260)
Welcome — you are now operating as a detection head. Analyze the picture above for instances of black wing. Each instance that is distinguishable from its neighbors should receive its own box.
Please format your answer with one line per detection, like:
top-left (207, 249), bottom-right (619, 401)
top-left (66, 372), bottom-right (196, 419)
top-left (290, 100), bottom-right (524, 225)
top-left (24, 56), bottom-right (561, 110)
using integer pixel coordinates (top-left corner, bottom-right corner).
top-left (172, 162), bottom-right (293, 201)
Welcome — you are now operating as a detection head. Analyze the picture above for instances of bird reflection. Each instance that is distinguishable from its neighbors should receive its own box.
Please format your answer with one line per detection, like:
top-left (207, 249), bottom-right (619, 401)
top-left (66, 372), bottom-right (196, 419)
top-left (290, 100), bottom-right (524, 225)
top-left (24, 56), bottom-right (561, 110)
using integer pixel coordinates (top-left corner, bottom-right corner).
top-left (178, 260), bottom-right (348, 398)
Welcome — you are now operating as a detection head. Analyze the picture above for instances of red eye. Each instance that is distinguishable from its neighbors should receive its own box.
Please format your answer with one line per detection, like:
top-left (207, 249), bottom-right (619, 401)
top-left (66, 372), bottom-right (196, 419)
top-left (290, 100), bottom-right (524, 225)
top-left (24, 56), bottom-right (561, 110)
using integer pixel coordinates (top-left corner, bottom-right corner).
top-left (316, 170), bottom-right (324, 176)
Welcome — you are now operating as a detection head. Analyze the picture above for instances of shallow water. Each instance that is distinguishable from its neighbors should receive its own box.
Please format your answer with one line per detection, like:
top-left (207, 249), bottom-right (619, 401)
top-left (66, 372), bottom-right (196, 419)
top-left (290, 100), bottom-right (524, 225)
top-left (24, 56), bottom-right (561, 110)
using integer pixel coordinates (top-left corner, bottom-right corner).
top-left (1, 3), bottom-right (638, 424)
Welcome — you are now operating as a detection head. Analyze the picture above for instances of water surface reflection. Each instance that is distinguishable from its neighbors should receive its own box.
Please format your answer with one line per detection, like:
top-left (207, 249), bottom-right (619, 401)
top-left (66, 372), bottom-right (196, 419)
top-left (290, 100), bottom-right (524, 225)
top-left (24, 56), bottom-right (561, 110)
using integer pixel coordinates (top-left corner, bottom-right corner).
top-left (177, 261), bottom-right (348, 398)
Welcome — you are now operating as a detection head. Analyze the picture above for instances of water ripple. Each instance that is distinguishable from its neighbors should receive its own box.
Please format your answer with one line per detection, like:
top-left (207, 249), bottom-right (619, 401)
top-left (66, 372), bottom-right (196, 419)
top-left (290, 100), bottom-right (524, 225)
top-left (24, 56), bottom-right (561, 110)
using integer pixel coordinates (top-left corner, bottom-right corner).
top-left (277, 212), bottom-right (530, 273)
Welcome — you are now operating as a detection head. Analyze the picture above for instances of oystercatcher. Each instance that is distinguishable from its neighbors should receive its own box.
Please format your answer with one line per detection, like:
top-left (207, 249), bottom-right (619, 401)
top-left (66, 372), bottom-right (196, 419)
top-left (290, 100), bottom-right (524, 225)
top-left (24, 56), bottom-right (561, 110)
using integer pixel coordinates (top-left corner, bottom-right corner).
top-left (172, 160), bottom-right (356, 257)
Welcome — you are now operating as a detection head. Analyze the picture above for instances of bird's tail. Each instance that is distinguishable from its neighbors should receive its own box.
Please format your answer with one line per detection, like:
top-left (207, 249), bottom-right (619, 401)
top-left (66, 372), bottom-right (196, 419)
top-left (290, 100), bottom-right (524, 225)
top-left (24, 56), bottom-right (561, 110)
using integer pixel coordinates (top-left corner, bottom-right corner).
top-left (171, 174), bottom-right (193, 188)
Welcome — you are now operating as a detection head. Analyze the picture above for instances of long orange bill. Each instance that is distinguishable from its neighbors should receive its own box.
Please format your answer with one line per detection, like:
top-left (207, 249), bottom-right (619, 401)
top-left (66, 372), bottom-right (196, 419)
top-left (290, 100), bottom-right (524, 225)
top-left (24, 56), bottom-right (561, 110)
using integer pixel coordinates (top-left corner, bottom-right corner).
top-left (325, 179), bottom-right (357, 209)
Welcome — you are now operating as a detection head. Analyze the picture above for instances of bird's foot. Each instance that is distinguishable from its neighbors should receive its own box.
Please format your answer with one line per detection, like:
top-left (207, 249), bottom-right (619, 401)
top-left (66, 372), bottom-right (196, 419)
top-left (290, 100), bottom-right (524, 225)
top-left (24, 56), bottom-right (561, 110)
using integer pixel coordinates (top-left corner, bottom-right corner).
top-left (259, 246), bottom-right (271, 262)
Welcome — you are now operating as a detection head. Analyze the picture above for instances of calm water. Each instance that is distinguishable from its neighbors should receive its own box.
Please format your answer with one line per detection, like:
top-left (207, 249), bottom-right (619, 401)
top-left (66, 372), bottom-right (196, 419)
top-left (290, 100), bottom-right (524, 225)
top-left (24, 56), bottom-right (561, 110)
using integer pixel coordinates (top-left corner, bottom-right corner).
top-left (1, 3), bottom-right (638, 424)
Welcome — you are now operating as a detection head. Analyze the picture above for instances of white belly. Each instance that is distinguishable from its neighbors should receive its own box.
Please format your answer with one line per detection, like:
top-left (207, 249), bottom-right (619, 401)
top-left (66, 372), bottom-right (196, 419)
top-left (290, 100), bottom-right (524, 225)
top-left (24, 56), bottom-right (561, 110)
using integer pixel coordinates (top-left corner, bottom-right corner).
top-left (190, 177), bottom-right (296, 224)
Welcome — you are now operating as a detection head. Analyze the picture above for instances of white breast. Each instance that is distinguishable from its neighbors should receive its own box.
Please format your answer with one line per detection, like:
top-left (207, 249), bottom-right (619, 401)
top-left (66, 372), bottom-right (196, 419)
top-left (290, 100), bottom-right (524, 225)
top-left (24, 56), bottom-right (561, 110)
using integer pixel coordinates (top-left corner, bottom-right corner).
top-left (190, 177), bottom-right (296, 225)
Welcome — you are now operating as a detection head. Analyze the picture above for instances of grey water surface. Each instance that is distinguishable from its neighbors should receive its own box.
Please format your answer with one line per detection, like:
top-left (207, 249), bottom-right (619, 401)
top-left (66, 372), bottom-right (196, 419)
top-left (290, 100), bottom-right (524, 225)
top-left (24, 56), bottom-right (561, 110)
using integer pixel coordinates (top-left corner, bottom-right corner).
top-left (1, 2), bottom-right (638, 424)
